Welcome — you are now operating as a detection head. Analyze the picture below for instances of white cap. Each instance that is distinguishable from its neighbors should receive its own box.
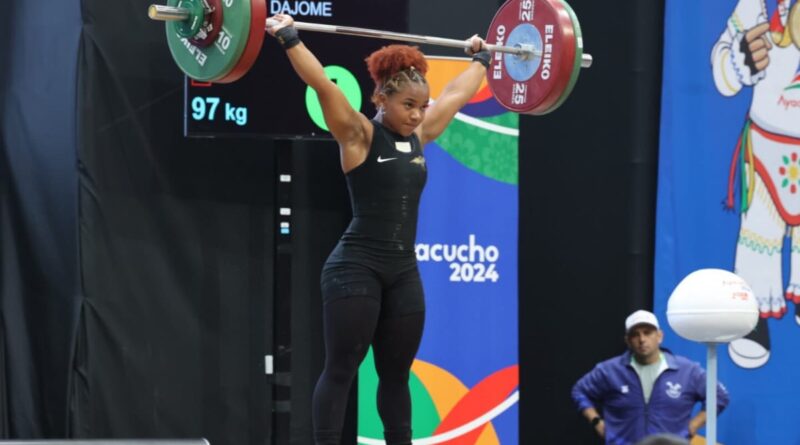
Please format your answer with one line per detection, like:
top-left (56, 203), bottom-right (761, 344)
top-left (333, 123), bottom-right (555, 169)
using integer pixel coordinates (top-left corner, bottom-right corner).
top-left (625, 310), bottom-right (660, 333)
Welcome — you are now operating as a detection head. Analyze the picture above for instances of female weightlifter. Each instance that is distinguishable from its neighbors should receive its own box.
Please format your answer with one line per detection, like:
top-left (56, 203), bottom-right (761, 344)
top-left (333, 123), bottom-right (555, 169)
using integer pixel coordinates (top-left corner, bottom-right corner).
top-left (267, 14), bottom-right (491, 445)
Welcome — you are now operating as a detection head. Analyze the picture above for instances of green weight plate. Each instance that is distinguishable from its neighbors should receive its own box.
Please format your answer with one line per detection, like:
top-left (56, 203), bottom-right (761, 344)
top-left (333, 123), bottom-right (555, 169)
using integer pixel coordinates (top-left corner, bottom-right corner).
top-left (539, 0), bottom-right (583, 114)
top-left (174, 0), bottom-right (205, 38)
top-left (166, 0), bottom-right (252, 82)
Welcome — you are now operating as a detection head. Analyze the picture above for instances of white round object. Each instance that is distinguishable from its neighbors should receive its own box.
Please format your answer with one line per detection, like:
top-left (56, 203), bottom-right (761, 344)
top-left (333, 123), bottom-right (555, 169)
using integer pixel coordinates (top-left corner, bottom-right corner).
top-left (667, 269), bottom-right (759, 343)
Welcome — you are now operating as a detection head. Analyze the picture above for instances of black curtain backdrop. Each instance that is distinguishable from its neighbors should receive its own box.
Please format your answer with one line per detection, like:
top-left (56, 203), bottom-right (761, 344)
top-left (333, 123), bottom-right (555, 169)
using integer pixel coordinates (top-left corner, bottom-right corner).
top-left (409, 0), bottom-right (506, 58)
top-left (286, 142), bottom-right (351, 445)
top-left (519, 0), bottom-right (664, 443)
top-left (0, 0), bottom-right (666, 444)
top-left (72, 0), bottom-right (275, 444)
top-left (0, 0), bottom-right (82, 438)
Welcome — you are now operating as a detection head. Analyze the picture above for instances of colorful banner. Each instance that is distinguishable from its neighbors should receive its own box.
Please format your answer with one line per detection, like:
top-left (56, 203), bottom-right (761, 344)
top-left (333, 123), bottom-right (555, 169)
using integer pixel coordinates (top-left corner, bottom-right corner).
top-left (656, 1), bottom-right (800, 444)
top-left (358, 57), bottom-right (520, 444)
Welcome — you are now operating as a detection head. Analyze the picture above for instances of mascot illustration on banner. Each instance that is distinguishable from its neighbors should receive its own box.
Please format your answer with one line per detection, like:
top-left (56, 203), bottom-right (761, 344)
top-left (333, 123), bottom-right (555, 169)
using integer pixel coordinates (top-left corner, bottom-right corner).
top-left (711, 0), bottom-right (800, 368)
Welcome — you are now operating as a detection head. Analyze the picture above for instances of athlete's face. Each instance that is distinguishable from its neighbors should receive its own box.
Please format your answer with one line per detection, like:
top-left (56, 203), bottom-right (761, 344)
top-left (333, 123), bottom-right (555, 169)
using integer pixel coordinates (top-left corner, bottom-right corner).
top-left (625, 324), bottom-right (663, 365)
top-left (379, 83), bottom-right (430, 137)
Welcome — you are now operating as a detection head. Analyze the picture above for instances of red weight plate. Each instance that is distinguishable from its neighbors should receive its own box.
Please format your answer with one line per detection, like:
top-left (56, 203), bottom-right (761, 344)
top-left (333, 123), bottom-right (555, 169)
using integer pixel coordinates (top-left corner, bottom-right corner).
top-left (485, 0), bottom-right (576, 114)
top-left (190, 0), bottom-right (224, 48)
top-left (527, 0), bottom-right (577, 115)
top-left (535, 0), bottom-right (584, 115)
top-left (214, 0), bottom-right (267, 83)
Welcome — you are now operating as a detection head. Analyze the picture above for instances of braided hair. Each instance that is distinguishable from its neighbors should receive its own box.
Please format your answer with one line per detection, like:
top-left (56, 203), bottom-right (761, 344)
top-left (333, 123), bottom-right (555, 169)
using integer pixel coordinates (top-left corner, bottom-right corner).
top-left (365, 45), bottom-right (428, 104)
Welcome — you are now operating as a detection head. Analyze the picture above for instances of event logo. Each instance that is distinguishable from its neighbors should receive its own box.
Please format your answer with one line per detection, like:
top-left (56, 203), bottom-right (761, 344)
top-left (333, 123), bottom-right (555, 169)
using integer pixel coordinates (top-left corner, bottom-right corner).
top-left (416, 234), bottom-right (501, 283)
top-left (778, 72), bottom-right (800, 110)
top-left (359, 350), bottom-right (519, 445)
top-left (665, 381), bottom-right (682, 399)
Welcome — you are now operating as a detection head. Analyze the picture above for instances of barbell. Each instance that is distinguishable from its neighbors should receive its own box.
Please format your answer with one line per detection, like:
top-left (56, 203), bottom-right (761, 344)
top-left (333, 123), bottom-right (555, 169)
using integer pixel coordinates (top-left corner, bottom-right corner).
top-left (149, 0), bottom-right (593, 115)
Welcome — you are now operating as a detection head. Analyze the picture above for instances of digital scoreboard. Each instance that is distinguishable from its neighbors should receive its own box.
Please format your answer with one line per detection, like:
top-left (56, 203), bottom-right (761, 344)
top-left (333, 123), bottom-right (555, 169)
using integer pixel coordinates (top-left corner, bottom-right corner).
top-left (184, 0), bottom-right (410, 139)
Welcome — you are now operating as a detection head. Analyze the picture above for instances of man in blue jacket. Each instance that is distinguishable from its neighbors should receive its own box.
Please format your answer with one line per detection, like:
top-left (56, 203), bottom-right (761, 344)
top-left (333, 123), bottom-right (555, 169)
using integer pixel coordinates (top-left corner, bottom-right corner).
top-left (571, 310), bottom-right (729, 445)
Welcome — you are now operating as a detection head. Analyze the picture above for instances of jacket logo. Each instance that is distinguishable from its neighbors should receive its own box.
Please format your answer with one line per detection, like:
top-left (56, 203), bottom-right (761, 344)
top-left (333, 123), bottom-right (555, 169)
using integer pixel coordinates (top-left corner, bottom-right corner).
top-left (665, 381), bottom-right (682, 399)
top-left (620, 385), bottom-right (629, 394)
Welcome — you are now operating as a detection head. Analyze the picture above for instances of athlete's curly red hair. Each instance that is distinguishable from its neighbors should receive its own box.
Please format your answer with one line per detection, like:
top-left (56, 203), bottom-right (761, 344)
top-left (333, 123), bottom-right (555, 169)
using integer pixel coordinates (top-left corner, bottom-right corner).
top-left (365, 44), bottom-right (428, 86)
top-left (365, 45), bottom-right (429, 104)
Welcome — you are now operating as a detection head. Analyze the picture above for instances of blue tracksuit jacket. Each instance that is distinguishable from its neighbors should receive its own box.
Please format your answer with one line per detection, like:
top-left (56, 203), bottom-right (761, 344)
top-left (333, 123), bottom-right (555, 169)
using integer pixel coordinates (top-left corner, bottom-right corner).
top-left (571, 349), bottom-right (729, 445)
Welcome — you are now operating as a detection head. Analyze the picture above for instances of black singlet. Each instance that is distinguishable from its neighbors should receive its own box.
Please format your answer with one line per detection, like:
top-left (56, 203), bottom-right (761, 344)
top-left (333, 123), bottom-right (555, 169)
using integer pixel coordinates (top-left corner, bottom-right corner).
top-left (320, 119), bottom-right (427, 315)
top-left (340, 119), bottom-right (427, 252)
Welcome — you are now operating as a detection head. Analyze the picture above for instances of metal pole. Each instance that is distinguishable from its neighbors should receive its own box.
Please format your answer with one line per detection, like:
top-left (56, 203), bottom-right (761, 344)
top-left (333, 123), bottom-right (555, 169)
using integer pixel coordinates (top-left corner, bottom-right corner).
top-left (283, 21), bottom-right (536, 57)
top-left (278, 20), bottom-right (593, 68)
top-left (706, 343), bottom-right (717, 445)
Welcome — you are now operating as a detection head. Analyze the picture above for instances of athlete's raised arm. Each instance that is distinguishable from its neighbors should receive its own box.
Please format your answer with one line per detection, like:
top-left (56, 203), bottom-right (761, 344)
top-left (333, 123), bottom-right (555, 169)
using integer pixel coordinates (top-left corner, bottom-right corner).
top-left (420, 35), bottom-right (489, 145)
top-left (267, 15), bottom-right (370, 150)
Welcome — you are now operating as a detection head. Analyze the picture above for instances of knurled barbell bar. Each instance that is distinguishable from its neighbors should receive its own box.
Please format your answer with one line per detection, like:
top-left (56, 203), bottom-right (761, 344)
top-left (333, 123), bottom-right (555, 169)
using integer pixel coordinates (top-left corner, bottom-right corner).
top-left (149, 0), bottom-right (593, 115)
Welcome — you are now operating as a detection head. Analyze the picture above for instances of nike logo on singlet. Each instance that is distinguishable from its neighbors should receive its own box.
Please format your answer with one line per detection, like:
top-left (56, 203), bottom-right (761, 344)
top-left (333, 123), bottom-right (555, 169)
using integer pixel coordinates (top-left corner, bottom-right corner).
top-left (377, 156), bottom-right (397, 163)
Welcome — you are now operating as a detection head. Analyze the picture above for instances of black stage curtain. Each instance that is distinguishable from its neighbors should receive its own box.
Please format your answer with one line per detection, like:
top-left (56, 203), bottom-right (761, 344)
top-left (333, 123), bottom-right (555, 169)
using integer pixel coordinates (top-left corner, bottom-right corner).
top-left (519, 0), bottom-right (665, 443)
top-left (286, 141), bottom-right (351, 445)
top-left (72, 1), bottom-right (275, 444)
top-left (0, 0), bottom-right (82, 438)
